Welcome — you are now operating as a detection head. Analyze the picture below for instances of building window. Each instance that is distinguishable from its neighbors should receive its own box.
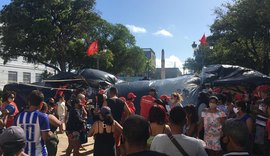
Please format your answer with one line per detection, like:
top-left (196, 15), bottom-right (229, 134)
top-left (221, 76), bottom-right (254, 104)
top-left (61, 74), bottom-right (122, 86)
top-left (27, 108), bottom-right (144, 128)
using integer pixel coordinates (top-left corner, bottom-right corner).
top-left (23, 72), bottom-right (31, 84)
top-left (8, 71), bottom-right (17, 83)
top-left (35, 73), bottom-right (42, 82)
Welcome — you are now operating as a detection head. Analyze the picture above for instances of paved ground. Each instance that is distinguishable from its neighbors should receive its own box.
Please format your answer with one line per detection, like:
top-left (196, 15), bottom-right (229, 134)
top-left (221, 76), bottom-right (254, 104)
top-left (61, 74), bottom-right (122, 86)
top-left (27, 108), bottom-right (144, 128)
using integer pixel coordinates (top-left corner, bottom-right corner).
top-left (57, 133), bottom-right (94, 156)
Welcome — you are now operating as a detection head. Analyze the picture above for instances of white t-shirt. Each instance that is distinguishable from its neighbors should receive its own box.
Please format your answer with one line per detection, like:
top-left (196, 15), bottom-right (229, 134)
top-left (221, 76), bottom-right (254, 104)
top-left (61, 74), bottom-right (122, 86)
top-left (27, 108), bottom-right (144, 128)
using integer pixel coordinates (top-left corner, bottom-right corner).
top-left (57, 101), bottom-right (66, 117)
top-left (150, 134), bottom-right (207, 156)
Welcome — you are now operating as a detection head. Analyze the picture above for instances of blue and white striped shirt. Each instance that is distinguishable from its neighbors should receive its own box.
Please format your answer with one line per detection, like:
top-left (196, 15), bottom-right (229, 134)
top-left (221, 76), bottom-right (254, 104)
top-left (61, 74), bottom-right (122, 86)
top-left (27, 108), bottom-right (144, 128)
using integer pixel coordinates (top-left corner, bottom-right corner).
top-left (15, 110), bottom-right (50, 156)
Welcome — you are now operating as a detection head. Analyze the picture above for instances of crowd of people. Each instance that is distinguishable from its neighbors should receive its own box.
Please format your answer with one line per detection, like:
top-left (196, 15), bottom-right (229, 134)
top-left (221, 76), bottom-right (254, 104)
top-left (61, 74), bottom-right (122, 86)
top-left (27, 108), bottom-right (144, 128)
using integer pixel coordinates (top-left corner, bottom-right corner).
top-left (0, 84), bottom-right (269, 156)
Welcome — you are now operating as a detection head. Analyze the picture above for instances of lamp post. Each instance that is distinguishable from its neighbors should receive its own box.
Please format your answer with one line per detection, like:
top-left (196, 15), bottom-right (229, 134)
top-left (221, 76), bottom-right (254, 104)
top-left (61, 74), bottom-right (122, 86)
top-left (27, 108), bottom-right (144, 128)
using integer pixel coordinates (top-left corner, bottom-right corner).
top-left (192, 41), bottom-right (205, 68)
top-left (191, 41), bottom-right (213, 69)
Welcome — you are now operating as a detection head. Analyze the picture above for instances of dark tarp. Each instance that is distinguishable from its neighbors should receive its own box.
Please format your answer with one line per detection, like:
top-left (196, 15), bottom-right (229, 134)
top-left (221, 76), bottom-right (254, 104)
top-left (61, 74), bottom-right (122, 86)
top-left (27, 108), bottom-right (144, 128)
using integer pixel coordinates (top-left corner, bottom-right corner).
top-left (201, 64), bottom-right (270, 88)
top-left (76, 69), bottom-right (120, 88)
top-left (44, 72), bottom-right (89, 89)
top-left (45, 72), bottom-right (80, 80)
top-left (4, 64), bottom-right (270, 113)
top-left (3, 83), bottom-right (71, 111)
top-left (115, 75), bottom-right (201, 114)
top-left (44, 68), bottom-right (121, 89)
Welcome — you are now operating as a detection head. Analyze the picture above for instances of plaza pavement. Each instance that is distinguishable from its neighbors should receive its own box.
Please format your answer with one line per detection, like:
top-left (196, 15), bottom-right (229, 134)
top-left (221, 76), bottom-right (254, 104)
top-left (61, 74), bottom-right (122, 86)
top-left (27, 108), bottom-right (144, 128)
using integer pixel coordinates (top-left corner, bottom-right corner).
top-left (57, 133), bottom-right (94, 156)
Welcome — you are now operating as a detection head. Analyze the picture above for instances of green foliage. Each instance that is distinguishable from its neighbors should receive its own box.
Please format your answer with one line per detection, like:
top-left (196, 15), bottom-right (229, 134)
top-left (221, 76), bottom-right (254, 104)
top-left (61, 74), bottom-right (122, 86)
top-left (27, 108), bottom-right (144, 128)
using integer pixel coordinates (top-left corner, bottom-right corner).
top-left (185, 0), bottom-right (270, 75)
top-left (0, 0), bottom-right (147, 75)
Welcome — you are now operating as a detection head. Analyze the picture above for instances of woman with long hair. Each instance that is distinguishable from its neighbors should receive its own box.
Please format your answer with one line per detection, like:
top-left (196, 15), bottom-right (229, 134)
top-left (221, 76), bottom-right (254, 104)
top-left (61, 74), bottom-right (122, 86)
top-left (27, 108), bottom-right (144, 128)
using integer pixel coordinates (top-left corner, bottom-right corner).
top-left (147, 104), bottom-right (171, 148)
top-left (184, 104), bottom-right (198, 137)
top-left (88, 106), bottom-right (122, 156)
top-left (1, 91), bottom-right (19, 128)
top-left (170, 92), bottom-right (183, 109)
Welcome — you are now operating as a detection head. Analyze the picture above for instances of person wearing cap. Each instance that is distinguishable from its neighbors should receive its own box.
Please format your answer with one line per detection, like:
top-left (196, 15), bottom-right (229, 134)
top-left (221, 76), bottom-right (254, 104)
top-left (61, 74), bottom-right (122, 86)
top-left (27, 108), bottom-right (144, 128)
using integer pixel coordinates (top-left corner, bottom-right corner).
top-left (160, 95), bottom-right (170, 112)
top-left (66, 98), bottom-right (86, 156)
top-left (88, 106), bottom-right (123, 156)
top-left (1, 91), bottom-right (19, 128)
top-left (126, 92), bottom-right (137, 114)
top-left (140, 88), bottom-right (157, 119)
top-left (197, 95), bottom-right (226, 156)
top-left (14, 90), bottom-right (51, 156)
top-left (0, 126), bottom-right (28, 156)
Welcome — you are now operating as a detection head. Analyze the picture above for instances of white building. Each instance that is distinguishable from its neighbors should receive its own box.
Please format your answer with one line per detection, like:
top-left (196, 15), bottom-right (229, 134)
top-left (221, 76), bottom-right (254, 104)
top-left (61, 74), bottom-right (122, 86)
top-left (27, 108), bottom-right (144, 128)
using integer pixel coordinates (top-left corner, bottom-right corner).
top-left (0, 56), bottom-right (54, 90)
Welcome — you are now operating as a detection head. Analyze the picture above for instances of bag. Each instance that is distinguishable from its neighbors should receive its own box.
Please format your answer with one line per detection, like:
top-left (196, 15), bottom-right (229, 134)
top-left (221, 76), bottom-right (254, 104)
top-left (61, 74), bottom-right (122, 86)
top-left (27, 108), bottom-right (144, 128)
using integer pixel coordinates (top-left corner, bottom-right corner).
top-left (167, 133), bottom-right (189, 156)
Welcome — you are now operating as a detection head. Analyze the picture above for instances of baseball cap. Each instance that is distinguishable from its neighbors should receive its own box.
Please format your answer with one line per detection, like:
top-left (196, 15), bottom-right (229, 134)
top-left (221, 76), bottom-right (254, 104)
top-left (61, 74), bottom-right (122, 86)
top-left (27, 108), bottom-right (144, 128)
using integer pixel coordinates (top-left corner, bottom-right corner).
top-left (100, 106), bottom-right (111, 115)
top-left (127, 92), bottom-right (136, 99)
top-left (0, 126), bottom-right (26, 145)
top-left (160, 95), bottom-right (171, 101)
top-left (98, 89), bottom-right (105, 94)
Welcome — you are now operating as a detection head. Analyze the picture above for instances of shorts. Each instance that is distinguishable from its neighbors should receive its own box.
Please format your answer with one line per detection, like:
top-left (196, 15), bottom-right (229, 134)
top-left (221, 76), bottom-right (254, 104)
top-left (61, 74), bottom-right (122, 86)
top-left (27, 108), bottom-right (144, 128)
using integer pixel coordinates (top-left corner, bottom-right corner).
top-left (59, 115), bottom-right (65, 122)
top-left (66, 131), bottom-right (80, 141)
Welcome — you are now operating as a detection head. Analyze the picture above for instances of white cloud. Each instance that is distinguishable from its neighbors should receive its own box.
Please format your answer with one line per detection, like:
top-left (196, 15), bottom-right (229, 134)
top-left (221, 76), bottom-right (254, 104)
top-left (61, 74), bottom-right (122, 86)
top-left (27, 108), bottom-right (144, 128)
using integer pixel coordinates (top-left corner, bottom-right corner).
top-left (156, 55), bottom-right (183, 69)
top-left (125, 24), bottom-right (147, 33)
top-left (153, 29), bottom-right (173, 37)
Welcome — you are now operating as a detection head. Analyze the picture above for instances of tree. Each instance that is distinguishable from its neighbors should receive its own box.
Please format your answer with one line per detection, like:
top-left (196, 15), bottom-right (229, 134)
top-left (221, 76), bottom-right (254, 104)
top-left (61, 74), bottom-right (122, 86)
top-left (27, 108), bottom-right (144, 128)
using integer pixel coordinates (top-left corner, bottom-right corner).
top-left (144, 59), bottom-right (156, 78)
top-left (185, 0), bottom-right (270, 75)
top-left (0, 1), bottom-right (148, 75)
top-left (105, 24), bottom-right (147, 75)
top-left (0, 0), bottom-right (104, 72)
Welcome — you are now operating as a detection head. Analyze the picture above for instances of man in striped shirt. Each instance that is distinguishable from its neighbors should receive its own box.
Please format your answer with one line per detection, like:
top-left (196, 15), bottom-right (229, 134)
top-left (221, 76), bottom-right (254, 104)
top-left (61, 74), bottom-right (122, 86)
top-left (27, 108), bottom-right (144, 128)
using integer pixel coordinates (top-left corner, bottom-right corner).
top-left (15, 90), bottom-right (51, 156)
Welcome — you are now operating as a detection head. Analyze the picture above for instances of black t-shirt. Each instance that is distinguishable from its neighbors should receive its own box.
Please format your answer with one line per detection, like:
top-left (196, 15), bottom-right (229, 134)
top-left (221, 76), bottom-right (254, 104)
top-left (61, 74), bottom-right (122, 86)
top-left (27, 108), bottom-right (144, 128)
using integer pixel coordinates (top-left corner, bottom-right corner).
top-left (127, 151), bottom-right (168, 156)
top-left (106, 98), bottom-right (125, 123)
top-left (66, 108), bottom-right (84, 131)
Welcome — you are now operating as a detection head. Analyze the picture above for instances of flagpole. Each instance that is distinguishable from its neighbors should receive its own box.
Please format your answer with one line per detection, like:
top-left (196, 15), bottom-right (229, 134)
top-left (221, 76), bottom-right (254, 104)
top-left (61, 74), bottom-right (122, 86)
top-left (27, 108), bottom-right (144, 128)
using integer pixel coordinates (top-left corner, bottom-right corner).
top-left (97, 57), bottom-right (100, 69)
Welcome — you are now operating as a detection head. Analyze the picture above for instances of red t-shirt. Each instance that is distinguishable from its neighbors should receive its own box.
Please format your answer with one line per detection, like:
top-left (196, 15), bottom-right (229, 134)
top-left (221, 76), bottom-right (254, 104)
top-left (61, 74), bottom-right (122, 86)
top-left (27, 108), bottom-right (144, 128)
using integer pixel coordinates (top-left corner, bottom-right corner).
top-left (1, 101), bottom-right (19, 128)
top-left (267, 117), bottom-right (270, 140)
top-left (140, 95), bottom-right (156, 119)
top-left (126, 101), bottom-right (136, 114)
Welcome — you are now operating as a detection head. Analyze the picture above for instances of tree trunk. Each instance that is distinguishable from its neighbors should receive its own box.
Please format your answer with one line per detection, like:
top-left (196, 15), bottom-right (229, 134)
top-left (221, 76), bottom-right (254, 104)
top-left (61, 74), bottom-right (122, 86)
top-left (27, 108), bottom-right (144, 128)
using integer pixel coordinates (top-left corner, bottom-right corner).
top-left (58, 60), bottom-right (66, 72)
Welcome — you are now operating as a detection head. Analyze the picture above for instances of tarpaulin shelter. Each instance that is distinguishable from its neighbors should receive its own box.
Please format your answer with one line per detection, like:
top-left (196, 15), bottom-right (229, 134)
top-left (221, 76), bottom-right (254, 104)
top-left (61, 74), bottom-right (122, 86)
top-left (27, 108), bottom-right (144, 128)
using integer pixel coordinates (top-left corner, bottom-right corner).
top-left (115, 75), bottom-right (201, 113)
top-left (4, 65), bottom-right (270, 113)
top-left (3, 82), bottom-right (74, 111)
top-left (201, 64), bottom-right (270, 87)
top-left (3, 68), bottom-right (119, 110)
top-left (76, 68), bottom-right (121, 88)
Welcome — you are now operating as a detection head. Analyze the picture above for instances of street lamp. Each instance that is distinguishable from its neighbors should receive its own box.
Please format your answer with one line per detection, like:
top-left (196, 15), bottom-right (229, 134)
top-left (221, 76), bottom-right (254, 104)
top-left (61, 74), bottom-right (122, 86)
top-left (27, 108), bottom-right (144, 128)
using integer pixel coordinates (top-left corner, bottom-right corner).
top-left (191, 41), bottom-right (198, 50)
top-left (192, 41), bottom-right (205, 68)
top-left (192, 41), bottom-right (210, 69)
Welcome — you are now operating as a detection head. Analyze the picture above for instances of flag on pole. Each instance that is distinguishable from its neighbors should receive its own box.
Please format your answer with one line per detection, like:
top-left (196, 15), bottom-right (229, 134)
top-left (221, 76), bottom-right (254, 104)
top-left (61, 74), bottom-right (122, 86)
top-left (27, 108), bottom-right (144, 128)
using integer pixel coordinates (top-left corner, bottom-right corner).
top-left (87, 40), bottom-right (99, 56)
top-left (199, 34), bottom-right (207, 45)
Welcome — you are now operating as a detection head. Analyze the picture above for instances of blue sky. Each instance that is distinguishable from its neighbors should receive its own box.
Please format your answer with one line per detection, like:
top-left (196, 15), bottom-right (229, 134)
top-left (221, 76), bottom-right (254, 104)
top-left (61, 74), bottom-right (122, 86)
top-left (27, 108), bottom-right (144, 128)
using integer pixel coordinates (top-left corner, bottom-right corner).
top-left (0, 0), bottom-right (229, 69)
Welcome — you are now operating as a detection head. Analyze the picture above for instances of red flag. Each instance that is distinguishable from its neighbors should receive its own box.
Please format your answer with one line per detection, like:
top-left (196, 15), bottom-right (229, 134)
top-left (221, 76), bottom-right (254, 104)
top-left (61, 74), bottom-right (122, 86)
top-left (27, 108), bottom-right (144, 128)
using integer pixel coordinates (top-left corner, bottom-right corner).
top-left (87, 40), bottom-right (99, 56)
top-left (199, 34), bottom-right (207, 45)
